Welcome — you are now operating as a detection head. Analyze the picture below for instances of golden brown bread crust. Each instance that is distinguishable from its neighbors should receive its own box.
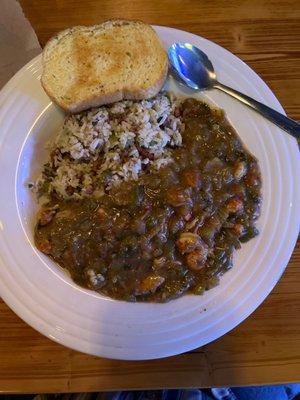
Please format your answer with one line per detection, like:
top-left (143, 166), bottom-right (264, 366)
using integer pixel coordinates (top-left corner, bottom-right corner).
top-left (41, 20), bottom-right (168, 113)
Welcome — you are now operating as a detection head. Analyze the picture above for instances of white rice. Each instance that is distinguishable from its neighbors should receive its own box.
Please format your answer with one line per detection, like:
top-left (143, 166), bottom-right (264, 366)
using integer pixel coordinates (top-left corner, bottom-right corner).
top-left (35, 93), bottom-right (184, 199)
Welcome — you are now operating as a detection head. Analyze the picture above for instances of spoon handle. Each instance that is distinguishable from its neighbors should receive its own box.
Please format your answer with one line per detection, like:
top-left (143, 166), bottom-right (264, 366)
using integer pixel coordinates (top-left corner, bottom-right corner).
top-left (214, 82), bottom-right (300, 140)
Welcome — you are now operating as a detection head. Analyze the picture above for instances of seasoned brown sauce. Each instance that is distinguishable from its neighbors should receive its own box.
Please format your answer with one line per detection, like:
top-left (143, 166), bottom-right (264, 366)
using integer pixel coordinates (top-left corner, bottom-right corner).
top-left (35, 99), bottom-right (262, 302)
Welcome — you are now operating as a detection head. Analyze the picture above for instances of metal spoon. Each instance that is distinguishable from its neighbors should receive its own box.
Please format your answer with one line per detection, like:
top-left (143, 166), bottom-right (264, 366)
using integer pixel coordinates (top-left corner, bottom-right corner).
top-left (168, 43), bottom-right (300, 140)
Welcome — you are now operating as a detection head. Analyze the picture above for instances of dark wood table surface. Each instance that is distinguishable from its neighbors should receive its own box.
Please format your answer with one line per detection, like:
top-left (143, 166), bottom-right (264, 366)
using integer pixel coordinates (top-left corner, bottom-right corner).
top-left (0, 0), bottom-right (299, 393)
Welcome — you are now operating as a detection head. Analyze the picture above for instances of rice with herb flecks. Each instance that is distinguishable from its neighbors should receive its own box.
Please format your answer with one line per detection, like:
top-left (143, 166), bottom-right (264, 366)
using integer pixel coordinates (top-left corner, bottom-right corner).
top-left (34, 93), bottom-right (184, 200)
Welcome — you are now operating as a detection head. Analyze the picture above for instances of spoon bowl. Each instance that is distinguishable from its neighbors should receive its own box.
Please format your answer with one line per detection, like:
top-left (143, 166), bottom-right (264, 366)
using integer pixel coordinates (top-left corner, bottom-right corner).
top-left (168, 43), bottom-right (216, 90)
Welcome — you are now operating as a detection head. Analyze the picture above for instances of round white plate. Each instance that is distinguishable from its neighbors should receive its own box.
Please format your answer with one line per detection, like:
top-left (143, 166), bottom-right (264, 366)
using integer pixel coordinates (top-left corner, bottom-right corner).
top-left (0, 26), bottom-right (299, 360)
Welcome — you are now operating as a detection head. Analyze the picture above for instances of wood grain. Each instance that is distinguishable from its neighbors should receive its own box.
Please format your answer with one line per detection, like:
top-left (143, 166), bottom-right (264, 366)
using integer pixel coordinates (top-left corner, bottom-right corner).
top-left (2, 0), bottom-right (299, 392)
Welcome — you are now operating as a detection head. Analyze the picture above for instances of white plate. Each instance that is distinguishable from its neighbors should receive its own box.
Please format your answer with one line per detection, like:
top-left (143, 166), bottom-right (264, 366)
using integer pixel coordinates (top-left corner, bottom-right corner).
top-left (0, 26), bottom-right (299, 360)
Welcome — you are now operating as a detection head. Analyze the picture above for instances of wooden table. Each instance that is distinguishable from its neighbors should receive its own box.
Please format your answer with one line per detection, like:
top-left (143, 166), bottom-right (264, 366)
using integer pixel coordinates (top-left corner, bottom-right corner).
top-left (1, 0), bottom-right (299, 393)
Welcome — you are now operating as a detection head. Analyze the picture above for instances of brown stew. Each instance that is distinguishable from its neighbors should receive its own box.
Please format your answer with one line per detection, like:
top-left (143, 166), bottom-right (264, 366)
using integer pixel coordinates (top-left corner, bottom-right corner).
top-left (35, 99), bottom-right (262, 302)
